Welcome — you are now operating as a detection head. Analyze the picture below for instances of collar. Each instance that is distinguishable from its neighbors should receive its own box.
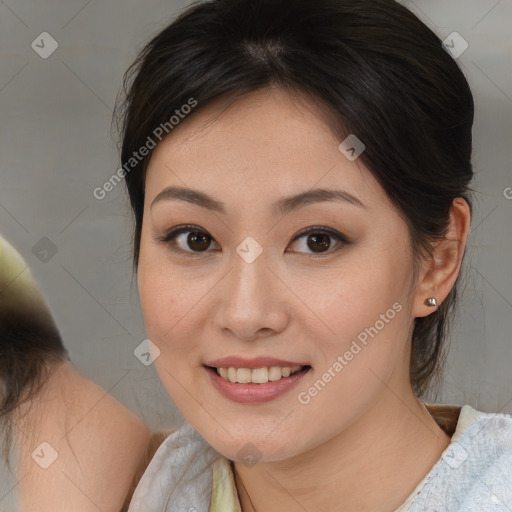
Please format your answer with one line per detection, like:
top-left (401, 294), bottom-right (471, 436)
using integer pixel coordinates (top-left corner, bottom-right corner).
top-left (129, 404), bottom-right (485, 512)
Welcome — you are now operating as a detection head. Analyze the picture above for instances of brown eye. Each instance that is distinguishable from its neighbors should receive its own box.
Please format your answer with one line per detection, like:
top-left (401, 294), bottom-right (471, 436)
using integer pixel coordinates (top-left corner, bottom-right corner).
top-left (185, 231), bottom-right (212, 252)
top-left (306, 233), bottom-right (331, 252)
top-left (155, 224), bottom-right (351, 258)
top-left (288, 226), bottom-right (351, 256)
top-left (155, 225), bottom-right (220, 257)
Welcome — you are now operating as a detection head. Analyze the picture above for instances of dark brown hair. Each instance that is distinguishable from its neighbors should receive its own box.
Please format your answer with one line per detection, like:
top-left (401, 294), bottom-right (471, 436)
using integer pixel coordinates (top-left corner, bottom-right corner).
top-left (115, 0), bottom-right (474, 396)
top-left (0, 237), bottom-right (68, 470)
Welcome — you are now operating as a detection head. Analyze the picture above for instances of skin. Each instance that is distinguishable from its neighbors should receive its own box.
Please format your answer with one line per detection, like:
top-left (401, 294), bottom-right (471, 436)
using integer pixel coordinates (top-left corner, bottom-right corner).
top-left (0, 236), bottom-right (151, 510)
top-left (137, 86), bottom-right (471, 512)
top-left (13, 360), bottom-right (150, 512)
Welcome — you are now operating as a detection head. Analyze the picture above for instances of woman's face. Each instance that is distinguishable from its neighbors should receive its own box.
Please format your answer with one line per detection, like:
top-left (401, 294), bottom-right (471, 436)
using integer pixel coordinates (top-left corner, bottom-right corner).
top-left (138, 87), bottom-right (420, 462)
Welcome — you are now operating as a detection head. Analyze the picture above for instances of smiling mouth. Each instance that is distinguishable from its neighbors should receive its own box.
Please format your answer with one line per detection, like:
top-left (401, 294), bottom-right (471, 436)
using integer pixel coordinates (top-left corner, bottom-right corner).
top-left (205, 365), bottom-right (311, 384)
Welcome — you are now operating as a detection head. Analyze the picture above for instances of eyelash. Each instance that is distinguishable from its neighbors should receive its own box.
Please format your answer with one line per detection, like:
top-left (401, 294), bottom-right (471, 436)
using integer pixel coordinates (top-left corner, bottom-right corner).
top-left (154, 224), bottom-right (352, 258)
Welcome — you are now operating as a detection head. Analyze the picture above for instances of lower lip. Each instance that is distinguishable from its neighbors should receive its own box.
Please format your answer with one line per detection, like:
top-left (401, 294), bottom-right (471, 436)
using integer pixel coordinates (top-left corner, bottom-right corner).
top-left (204, 366), bottom-right (311, 404)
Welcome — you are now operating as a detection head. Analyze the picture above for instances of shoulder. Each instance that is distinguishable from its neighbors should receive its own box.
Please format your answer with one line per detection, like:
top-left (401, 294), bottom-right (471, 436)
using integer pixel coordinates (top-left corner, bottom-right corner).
top-left (456, 405), bottom-right (512, 454)
top-left (426, 403), bottom-right (512, 454)
top-left (15, 360), bottom-right (152, 511)
top-left (410, 405), bottom-right (512, 511)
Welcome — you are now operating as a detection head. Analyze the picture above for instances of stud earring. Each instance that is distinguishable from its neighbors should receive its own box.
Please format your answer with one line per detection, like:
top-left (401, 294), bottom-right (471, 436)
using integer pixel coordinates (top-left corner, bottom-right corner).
top-left (424, 297), bottom-right (438, 307)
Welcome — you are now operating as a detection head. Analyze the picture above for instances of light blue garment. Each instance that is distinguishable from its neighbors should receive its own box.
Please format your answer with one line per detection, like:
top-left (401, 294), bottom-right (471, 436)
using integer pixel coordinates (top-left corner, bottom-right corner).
top-left (400, 405), bottom-right (512, 511)
top-left (128, 405), bottom-right (512, 512)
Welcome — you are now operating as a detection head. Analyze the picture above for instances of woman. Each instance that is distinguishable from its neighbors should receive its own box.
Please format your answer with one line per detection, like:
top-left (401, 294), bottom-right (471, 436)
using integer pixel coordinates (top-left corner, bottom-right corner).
top-left (2, 0), bottom-right (511, 510)
top-left (0, 235), bottom-right (151, 511)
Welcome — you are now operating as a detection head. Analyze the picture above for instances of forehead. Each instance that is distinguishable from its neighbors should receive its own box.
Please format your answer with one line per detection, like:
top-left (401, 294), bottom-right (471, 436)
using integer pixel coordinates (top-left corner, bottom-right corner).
top-left (144, 87), bottom-right (387, 211)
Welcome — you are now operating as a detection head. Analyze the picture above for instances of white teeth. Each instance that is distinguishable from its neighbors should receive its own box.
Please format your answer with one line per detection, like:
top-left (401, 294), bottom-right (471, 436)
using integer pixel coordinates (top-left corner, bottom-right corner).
top-left (237, 368), bottom-right (252, 383)
top-left (251, 367), bottom-right (268, 384)
top-left (228, 367), bottom-right (237, 383)
top-left (215, 365), bottom-right (304, 384)
top-left (268, 367), bottom-right (282, 381)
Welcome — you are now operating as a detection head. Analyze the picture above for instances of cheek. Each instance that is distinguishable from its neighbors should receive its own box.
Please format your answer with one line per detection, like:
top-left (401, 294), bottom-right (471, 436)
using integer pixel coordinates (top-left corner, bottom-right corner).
top-left (137, 244), bottom-right (218, 377)
top-left (295, 285), bottom-right (411, 436)
top-left (137, 244), bottom-right (192, 354)
top-left (313, 248), bottom-right (410, 332)
top-left (305, 246), bottom-right (413, 383)
top-left (137, 263), bottom-right (199, 400)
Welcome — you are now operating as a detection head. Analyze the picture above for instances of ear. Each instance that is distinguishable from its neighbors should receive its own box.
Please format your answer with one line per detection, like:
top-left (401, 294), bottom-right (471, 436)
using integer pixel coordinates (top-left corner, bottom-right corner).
top-left (413, 197), bottom-right (471, 318)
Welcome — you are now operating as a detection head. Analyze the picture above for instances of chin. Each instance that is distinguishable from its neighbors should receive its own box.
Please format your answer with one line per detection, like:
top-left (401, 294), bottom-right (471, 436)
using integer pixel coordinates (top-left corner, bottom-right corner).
top-left (201, 427), bottom-right (301, 465)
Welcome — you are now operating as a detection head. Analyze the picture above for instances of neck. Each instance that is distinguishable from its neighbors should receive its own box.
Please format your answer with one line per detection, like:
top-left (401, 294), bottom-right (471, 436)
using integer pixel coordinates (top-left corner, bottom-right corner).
top-left (234, 391), bottom-right (451, 512)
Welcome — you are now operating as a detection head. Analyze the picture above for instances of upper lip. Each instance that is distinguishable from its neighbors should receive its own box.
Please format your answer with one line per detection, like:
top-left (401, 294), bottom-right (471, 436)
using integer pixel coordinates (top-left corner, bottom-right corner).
top-left (205, 356), bottom-right (310, 369)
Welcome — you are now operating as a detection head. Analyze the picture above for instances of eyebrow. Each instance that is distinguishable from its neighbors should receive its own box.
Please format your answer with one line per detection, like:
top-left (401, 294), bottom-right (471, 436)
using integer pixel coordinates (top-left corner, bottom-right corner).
top-left (150, 185), bottom-right (365, 215)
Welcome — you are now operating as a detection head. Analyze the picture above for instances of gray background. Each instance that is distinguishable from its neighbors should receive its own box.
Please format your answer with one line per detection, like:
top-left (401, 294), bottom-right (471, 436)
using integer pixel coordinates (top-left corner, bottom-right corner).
top-left (1, 0), bottom-right (511, 505)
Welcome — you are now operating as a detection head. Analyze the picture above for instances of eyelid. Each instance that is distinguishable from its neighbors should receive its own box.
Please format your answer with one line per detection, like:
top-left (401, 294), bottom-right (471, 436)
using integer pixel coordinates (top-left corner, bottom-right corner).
top-left (154, 224), bottom-right (352, 257)
top-left (290, 225), bottom-right (351, 244)
top-left (287, 226), bottom-right (351, 256)
top-left (153, 224), bottom-right (219, 258)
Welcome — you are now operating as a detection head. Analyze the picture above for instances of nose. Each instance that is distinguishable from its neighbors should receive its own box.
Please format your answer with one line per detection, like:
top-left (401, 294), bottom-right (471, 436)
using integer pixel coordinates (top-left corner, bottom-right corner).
top-left (212, 245), bottom-right (289, 341)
